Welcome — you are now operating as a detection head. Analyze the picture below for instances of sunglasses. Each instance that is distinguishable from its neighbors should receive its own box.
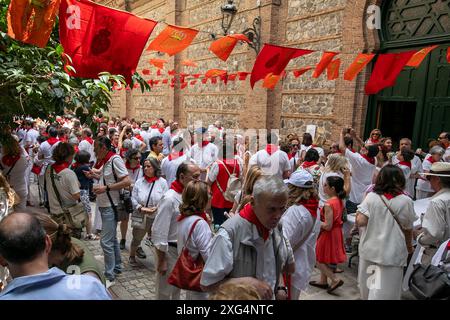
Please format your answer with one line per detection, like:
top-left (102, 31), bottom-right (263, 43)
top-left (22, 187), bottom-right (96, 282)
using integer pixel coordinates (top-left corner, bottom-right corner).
top-left (291, 144), bottom-right (299, 147)
top-left (132, 157), bottom-right (141, 160)
top-left (372, 133), bottom-right (380, 136)
top-left (438, 136), bottom-right (447, 140)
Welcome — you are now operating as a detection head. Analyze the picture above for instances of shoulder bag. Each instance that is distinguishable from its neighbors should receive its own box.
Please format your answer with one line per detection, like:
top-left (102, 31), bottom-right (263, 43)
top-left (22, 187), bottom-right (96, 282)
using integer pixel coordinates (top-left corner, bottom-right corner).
top-left (215, 159), bottom-right (242, 202)
top-left (49, 167), bottom-right (86, 230)
top-left (130, 181), bottom-right (155, 229)
top-left (168, 219), bottom-right (204, 292)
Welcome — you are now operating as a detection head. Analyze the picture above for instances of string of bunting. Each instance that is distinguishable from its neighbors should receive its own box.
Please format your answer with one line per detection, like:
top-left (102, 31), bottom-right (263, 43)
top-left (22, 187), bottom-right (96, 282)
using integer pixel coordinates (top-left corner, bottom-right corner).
top-left (6, 0), bottom-right (450, 95)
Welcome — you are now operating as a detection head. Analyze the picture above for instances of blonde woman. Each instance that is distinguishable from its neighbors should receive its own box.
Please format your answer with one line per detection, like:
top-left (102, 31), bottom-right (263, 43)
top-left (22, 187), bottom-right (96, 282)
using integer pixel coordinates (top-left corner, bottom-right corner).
top-left (177, 180), bottom-right (213, 300)
top-left (318, 154), bottom-right (351, 207)
top-left (229, 165), bottom-right (263, 216)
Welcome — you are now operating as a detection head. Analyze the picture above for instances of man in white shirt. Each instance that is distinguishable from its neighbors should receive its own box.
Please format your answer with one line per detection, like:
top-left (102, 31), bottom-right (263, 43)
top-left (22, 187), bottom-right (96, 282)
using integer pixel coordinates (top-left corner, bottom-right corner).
top-left (152, 161), bottom-right (201, 299)
top-left (23, 119), bottom-right (40, 205)
top-left (161, 137), bottom-right (192, 187)
top-left (248, 132), bottom-right (291, 179)
top-left (190, 127), bottom-right (218, 181)
top-left (78, 128), bottom-right (96, 164)
top-left (139, 123), bottom-right (152, 161)
top-left (437, 132), bottom-right (450, 162)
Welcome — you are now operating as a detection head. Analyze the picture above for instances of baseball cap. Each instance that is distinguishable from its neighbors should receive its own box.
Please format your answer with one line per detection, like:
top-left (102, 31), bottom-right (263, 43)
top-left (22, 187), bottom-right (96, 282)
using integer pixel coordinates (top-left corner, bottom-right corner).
top-left (284, 170), bottom-right (314, 188)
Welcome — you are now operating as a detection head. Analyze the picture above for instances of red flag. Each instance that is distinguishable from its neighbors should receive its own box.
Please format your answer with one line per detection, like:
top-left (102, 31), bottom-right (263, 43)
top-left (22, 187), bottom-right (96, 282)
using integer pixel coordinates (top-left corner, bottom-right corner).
top-left (238, 72), bottom-right (250, 80)
top-left (406, 45), bottom-right (439, 67)
top-left (313, 52), bottom-right (339, 78)
top-left (327, 59), bottom-right (341, 80)
top-left (162, 79), bottom-right (168, 84)
top-left (209, 34), bottom-right (250, 61)
top-left (344, 53), bottom-right (375, 81)
top-left (250, 44), bottom-right (313, 88)
top-left (168, 69), bottom-right (176, 76)
top-left (201, 78), bottom-right (208, 84)
top-left (181, 59), bottom-right (198, 67)
top-left (142, 69), bottom-right (151, 75)
top-left (293, 67), bottom-right (312, 78)
top-left (59, 0), bottom-right (157, 84)
top-left (365, 50), bottom-right (417, 95)
top-left (262, 73), bottom-right (281, 89)
top-left (8, 0), bottom-right (61, 47)
top-left (181, 82), bottom-right (188, 89)
top-left (149, 58), bottom-right (167, 69)
top-left (228, 73), bottom-right (237, 81)
top-left (190, 80), bottom-right (197, 85)
top-left (147, 25), bottom-right (198, 56)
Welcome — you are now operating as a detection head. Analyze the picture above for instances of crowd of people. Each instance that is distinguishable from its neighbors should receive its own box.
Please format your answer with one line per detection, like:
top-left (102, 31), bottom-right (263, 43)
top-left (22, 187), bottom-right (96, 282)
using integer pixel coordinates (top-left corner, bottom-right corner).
top-left (0, 113), bottom-right (449, 300)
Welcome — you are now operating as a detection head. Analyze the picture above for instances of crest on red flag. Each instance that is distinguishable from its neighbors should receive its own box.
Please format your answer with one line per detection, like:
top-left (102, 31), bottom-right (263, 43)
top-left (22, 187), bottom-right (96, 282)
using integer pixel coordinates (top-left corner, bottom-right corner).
top-left (250, 44), bottom-right (313, 88)
top-left (147, 25), bottom-right (198, 56)
top-left (327, 59), bottom-right (341, 80)
top-left (59, 0), bottom-right (157, 84)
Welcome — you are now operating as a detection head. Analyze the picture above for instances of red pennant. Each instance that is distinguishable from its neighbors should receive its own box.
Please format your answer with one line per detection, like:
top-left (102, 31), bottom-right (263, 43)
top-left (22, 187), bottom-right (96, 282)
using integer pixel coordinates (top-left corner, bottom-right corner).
top-left (168, 69), bottom-right (176, 76)
top-left (209, 34), bottom-right (250, 61)
top-left (313, 52), bottom-right (339, 78)
top-left (190, 80), bottom-right (197, 85)
top-left (228, 73), bottom-right (237, 81)
top-left (153, 80), bottom-right (160, 85)
top-left (59, 0), bottom-right (157, 84)
top-left (250, 44), bottom-right (313, 88)
top-left (365, 50), bottom-right (417, 95)
top-left (147, 25), bottom-right (198, 56)
top-left (181, 82), bottom-right (188, 89)
top-left (211, 77), bottom-right (218, 84)
top-left (142, 69), bottom-right (151, 75)
top-left (192, 73), bottom-right (201, 78)
top-left (146, 80), bottom-right (153, 86)
top-left (201, 78), bottom-right (208, 84)
top-left (344, 53), bottom-right (375, 81)
top-left (157, 69), bottom-right (162, 76)
top-left (181, 59), bottom-right (198, 67)
top-left (133, 83), bottom-right (139, 89)
top-left (220, 74), bottom-right (229, 84)
top-left (262, 73), bottom-right (281, 89)
top-left (170, 83), bottom-right (175, 88)
top-left (293, 67), bottom-right (312, 78)
top-left (238, 72), bottom-right (250, 80)
top-left (149, 58), bottom-right (167, 69)
top-left (327, 59), bottom-right (341, 80)
top-left (205, 69), bottom-right (227, 78)
top-left (406, 45), bottom-right (439, 67)
top-left (162, 79), bottom-right (168, 84)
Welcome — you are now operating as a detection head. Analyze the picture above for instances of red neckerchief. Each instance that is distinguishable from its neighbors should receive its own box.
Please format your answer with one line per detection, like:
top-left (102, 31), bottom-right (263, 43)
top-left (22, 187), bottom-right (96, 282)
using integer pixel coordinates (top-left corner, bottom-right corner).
top-left (299, 199), bottom-right (318, 219)
top-left (288, 152), bottom-right (295, 160)
top-left (383, 192), bottom-right (402, 200)
top-left (168, 151), bottom-right (184, 161)
top-left (94, 151), bottom-right (116, 169)
top-left (47, 137), bottom-right (59, 146)
top-left (240, 203), bottom-right (270, 241)
top-left (125, 161), bottom-right (141, 173)
top-left (216, 126), bottom-right (223, 130)
top-left (170, 180), bottom-right (184, 194)
top-left (73, 145), bottom-right (79, 154)
top-left (83, 137), bottom-right (94, 145)
top-left (371, 139), bottom-right (380, 144)
top-left (52, 161), bottom-right (70, 174)
top-left (301, 161), bottom-right (317, 169)
top-left (177, 211), bottom-right (209, 222)
top-left (201, 141), bottom-right (210, 147)
top-left (158, 127), bottom-right (165, 134)
top-left (59, 136), bottom-right (67, 143)
top-left (399, 161), bottom-right (411, 169)
top-left (426, 155), bottom-right (437, 164)
top-left (71, 161), bottom-right (80, 169)
top-left (135, 134), bottom-right (144, 142)
top-left (151, 125), bottom-right (157, 129)
top-left (2, 154), bottom-right (20, 167)
top-left (265, 144), bottom-right (278, 156)
top-left (144, 176), bottom-right (158, 184)
top-left (361, 154), bottom-right (375, 165)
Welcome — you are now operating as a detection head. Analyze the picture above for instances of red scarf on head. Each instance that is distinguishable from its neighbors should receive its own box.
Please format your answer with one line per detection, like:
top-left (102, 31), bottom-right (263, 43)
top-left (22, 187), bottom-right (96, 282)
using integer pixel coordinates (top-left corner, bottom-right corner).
top-left (158, 127), bottom-right (165, 134)
top-left (84, 137), bottom-right (94, 145)
top-left (177, 211), bottom-right (209, 222)
top-left (52, 161), bottom-right (70, 174)
top-left (301, 161), bottom-right (317, 169)
top-left (168, 151), bottom-right (184, 161)
top-left (240, 203), bottom-right (270, 241)
top-left (265, 144), bottom-right (278, 156)
top-left (361, 154), bottom-right (375, 165)
top-left (144, 176), bottom-right (158, 184)
top-left (170, 180), bottom-right (184, 194)
top-left (47, 137), bottom-right (59, 146)
top-left (2, 155), bottom-right (20, 167)
top-left (298, 199), bottom-right (319, 219)
top-left (125, 161), bottom-right (141, 174)
top-left (399, 161), bottom-right (411, 169)
top-left (94, 151), bottom-right (116, 169)
top-left (426, 155), bottom-right (437, 164)
top-left (201, 141), bottom-right (210, 147)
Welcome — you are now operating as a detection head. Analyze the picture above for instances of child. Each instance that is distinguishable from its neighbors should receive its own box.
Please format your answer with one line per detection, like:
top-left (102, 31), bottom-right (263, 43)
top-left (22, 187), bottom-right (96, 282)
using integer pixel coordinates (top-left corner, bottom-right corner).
top-left (311, 176), bottom-right (347, 294)
top-left (395, 149), bottom-right (415, 197)
top-left (72, 150), bottom-right (97, 240)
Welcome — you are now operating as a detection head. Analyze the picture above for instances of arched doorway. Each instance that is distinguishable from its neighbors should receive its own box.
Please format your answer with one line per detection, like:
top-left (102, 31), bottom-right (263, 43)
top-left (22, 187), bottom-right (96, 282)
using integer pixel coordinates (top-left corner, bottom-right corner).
top-left (365, 0), bottom-right (450, 149)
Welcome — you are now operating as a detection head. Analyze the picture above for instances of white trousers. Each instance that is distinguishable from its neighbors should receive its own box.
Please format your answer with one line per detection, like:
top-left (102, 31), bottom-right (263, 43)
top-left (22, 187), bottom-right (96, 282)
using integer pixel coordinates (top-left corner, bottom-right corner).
top-left (155, 246), bottom-right (180, 300)
top-left (358, 258), bottom-right (403, 300)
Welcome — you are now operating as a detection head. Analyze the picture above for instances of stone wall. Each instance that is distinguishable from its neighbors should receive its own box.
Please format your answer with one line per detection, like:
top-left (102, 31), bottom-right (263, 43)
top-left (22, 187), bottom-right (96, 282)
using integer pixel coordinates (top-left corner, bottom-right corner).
top-left (97, 0), bottom-right (373, 145)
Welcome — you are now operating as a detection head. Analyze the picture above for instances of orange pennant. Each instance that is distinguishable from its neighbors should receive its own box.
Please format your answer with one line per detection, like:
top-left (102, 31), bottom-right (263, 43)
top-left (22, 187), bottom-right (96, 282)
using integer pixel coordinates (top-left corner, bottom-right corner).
top-left (406, 45), bottom-right (439, 67)
top-left (147, 25), bottom-right (198, 56)
top-left (149, 59), bottom-right (167, 69)
top-left (344, 53), bottom-right (375, 81)
top-left (293, 67), bottom-right (312, 78)
top-left (313, 52), bottom-right (339, 78)
top-left (262, 73), bottom-right (281, 89)
top-left (209, 34), bottom-right (250, 62)
top-left (7, 0), bottom-right (61, 48)
top-left (205, 69), bottom-right (227, 78)
top-left (181, 59), bottom-right (198, 67)
top-left (327, 59), bottom-right (341, 80)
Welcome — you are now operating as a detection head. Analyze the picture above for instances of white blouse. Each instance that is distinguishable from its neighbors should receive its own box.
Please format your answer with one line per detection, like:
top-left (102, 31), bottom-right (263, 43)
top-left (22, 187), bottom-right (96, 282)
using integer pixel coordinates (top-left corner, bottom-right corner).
top-left (131, 177), bottom-right (168, 210)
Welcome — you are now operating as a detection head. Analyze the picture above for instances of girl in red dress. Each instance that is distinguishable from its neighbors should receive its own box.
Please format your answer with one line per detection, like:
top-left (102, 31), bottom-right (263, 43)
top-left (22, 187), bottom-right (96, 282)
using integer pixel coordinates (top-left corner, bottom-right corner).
top-left (311, 176), bottom-right (347, 293)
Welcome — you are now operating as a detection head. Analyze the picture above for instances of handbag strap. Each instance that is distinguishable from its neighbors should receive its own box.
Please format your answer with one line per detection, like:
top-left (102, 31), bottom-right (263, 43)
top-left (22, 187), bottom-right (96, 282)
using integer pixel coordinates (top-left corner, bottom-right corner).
top-left (182, 219), bottom-right (202, 251)
top-left (49, 166), bottom-right (66, 211)
top-left (144, 181), bottom-right (156, 207)
top-left (379, 194), bottom-right (405, 231)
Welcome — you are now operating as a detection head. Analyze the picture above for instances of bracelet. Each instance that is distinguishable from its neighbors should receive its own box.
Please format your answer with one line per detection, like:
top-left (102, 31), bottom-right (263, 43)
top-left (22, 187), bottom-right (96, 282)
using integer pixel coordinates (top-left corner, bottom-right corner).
top-left (106, 185), bottom-right (111, 192)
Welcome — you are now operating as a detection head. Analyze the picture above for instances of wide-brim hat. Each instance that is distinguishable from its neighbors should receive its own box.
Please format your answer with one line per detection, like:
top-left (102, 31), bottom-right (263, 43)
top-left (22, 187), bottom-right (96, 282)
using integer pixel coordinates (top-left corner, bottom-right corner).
top-left (422, 162), bottom-right (450, 177)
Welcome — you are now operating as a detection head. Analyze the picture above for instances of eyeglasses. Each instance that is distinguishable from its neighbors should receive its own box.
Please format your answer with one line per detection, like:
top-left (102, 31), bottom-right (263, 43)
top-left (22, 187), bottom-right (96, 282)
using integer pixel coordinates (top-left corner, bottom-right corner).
top-left (438, 136), bottom-right (447, 140)
top-left (372, 133), bottom-right (381, 136)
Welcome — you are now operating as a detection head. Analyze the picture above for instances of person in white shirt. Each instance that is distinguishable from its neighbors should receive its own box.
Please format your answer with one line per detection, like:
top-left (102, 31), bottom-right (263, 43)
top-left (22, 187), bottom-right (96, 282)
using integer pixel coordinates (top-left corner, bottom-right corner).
top-left (161, 137), bottom-right (192, 187)
top-left (415, 146), bottom-right (444, 200)
top-left (190, 127), bottom-right (218, 181)
top-left (129, 158), bottom-right (168, 267)
top-left (437, 132), bottom-right (450, 162)
top-left (139, 123), bottom-right (152, 161)
top-left (281, 170), bottom-right (321, 300)
top-left (248, 132), bottom-right (291, 179)
top-left (394, 149), bottom-right (415, 197)
top-left (78, 128), bottom-right (96, 165)
top-left (151, 161), bottom-right (201, 300)
top-left (356, 165), bottom-right (417, 300)
top-left (177, 180), bottom-right (213, 300)
top-left (22, 120), bottom-right (39, 206)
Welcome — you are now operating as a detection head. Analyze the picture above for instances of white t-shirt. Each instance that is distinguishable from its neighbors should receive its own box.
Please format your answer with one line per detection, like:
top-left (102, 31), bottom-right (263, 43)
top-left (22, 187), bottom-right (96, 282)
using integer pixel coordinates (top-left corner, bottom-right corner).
top-left (345, 149), bottom-right (376, 204)
top-left (190, 143), bottom-right (218, 170)
top-left (248, 149), bottom-right (290, 178)
top-left (131, 136), bottom-right (144, 150)
top-left (96, 155), bottom-right (129, 208)
top-left (161, 154), bottom-right (191, 187)
top-left (0, 147), bottom-right (29, 193)
top-left (44, 167), bottom-right (80, 215)
top-left (24, 129), bottom-right (39, 148)
top-left (444, 147), bottom-right (450, 163)
top-left (416, 156), bottom-right (434, 193)
top-left (37, 140), bottom-right (60, 176)
top-left (392, 154), bottom-right (422, 197)
top-left (78, 139), bottom-right (96, 163)
top-left (140, 130), bottom-right (152, 152)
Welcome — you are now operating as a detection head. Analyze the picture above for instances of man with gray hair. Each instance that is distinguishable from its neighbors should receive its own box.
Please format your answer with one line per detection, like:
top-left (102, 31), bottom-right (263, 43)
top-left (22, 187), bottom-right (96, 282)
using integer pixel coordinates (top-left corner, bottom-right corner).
top-left (201, 175), bottom-right (295, 300)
